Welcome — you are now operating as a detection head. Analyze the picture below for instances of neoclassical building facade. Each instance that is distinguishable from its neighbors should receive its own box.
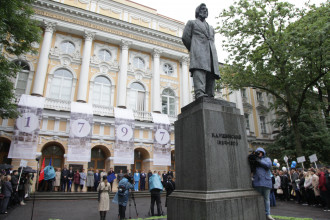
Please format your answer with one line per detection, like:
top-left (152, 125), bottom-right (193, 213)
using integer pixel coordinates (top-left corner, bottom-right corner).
top-left (0, 0), bottom-right (277, 191)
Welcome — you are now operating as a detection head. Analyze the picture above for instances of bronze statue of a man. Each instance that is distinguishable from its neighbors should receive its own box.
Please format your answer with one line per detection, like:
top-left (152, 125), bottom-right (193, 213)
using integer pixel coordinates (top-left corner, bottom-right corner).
top-left (182, 3), bottom-right (220, 99)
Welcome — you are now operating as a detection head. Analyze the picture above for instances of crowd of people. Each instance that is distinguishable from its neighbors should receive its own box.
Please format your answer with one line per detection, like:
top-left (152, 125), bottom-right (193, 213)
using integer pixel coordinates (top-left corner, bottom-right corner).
top-left (249, 147), bottom-right (330, 220)
top-left (39, 165), bottom-right (175, 194)
top-left (271, 166), bottom-right (330, 211)
top-left (0, 169), bottom-right (33, 215)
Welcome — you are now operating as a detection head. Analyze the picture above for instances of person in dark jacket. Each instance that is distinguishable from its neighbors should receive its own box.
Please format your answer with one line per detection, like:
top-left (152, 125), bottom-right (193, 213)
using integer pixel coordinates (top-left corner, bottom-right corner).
top-left (94, 169), bottom-right (101, 192)
top-left (61, 165), bottom-right (69, 192)
top-left (147, 170), bottom-right (152, 189)
top-left (149, 171), bottom-right (163, 216)
top-left (164, 176), bottom-right (175, 207)
top-left (67, 166), bottom-right (74, 192)
top-left (10, 170), bottom-right (19, 206)
top-left (140, 170), bottom-right (146, 191)
top-left (18, 173), bottom-right (27, 205)
top-left (280, 171), bottom-right (289, 201)
top-left (1, 175), bottom-right (13, 214)
top-left (251, 147), bottom-right (274, 220)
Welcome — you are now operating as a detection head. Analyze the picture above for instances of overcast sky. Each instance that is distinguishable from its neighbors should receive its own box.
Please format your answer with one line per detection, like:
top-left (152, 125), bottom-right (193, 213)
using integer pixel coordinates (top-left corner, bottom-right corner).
top-left (132, 0), bottom-right (326, 63)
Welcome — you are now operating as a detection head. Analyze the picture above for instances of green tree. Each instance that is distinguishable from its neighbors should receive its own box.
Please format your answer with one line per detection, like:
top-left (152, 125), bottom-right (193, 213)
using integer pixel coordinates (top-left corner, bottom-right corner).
top-left (0, 0), bottom-right (41, 118)
top-left (217, 0), bottom-right (329, 157)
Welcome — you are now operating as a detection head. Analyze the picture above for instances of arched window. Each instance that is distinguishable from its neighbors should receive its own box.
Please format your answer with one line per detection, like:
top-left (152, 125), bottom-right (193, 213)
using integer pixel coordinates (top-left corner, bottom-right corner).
top-left (42, 144), bottom-right (64, 169)
top-left (98, 49), bottom-right (111, 62)
top-left (49, 69), bottom-right (73, 101)
top-left (92, 76), bottom-right (111, 106)
top-left (60, 41), bottom-right (75, 54)
top-left (128, 82), bottom-right (145, 111)
top-left (14, 60), bottom-right (30, 96)
top-left (88, 147), bottom-right (106, 170)
top-left (163, 63), bottom-right (174, 75)
top-left (133, 57), bottom-right (145, 69)
top-left (162, 88), bottom-right (175, 116)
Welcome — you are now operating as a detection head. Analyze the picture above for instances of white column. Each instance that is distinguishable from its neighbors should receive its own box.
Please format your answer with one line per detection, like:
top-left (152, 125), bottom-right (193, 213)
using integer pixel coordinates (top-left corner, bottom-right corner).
top-left (32, 21), bottom-right (56, 96)
top-left (116, 40), bottom-right (131, 108)
top-left (181, 56), bottom-right (190, 107)
top-left (152, 49), bottom-right (162, 113)
top-left (77, 31), bottom-right (95, 102)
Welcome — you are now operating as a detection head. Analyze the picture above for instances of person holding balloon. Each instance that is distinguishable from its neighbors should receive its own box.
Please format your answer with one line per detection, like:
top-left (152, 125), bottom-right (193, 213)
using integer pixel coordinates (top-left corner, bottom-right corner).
top-left (251, 147), bottom-right (275, 220)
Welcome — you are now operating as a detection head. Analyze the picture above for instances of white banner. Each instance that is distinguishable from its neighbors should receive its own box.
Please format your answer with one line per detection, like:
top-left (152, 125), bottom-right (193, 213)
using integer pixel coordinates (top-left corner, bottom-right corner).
top-left (297, 156), bottom-right (306, 163)
top-left (114, 108), bottom-right (135, 164)
top-left (8, 95), bottom-right (45, 159)
top-left (67, 102), bottom-right (93, 162)
top-left (152, 113), bottom-right (171, 166)
top-left (309, 154), bottom-right (317, 163)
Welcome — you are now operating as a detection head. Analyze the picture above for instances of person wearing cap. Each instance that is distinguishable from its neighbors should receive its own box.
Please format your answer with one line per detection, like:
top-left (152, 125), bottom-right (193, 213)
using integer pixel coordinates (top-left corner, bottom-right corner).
top-left (252, 147), bottom-right (274, 220)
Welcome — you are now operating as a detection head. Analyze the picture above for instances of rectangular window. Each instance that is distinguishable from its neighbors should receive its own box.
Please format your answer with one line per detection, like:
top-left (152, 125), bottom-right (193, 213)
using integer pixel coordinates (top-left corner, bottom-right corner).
top-left (260, 116), bottom-right (267, 134)
top-left (241, 89), bottom-right (246, 98)
top-left (245, 114), bottom-right (250, 130)
top-left (257, 92), bottom-right (263, 101)
top-left (15, 72), bottom-right (29, 96)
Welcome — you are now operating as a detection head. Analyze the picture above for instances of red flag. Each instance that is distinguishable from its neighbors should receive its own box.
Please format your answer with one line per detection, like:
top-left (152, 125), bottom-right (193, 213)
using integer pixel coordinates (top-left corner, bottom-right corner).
top-left (39, 157), bottom-right (45, 183)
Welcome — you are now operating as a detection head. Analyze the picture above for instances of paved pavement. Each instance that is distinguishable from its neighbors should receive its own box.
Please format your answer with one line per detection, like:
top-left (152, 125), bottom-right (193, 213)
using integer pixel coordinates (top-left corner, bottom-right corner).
top-left (0, 197), bottom-right (329, 220)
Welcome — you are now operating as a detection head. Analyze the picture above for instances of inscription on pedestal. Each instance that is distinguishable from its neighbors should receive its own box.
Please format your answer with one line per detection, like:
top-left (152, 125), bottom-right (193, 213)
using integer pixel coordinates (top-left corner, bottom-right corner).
top-left (211, 133), bottom-right (242, 146)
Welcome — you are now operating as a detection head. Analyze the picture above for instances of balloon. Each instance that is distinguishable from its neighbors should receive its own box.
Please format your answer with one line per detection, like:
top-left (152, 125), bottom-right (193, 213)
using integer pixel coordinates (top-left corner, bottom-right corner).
top-left (291, 164), bottom-right (295, 169)
top-left (274, 159), bottom-right (278, 163)
top-left (273, 162), bottom-right (277, 166)
top-left (282, 167), bottom-right (287, 172)
top-left (292, 161), bottom-right (297, 166)
top-left (276, 163), bottom-right (280, 168)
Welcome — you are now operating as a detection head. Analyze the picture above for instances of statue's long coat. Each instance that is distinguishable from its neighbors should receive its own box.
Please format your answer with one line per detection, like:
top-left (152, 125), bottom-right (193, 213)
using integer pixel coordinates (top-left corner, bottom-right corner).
top-left (182, 19), bottom-right (220, 79)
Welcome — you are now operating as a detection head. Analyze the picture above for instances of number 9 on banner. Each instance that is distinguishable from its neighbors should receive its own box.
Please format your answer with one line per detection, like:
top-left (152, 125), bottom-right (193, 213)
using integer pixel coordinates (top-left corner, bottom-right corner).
top-left (155, 128), bottom-right (170, 145)
top-left (117, 124), bottom-right (133, 141)
top-left (72, 119), bottom-right (91, 137)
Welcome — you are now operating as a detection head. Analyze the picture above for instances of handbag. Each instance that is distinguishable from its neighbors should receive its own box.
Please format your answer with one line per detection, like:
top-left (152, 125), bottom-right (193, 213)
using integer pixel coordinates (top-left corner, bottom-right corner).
top-left (291, 189), bottom-right (296, 196)
top-left (276, 188), bottom-right (283, 194)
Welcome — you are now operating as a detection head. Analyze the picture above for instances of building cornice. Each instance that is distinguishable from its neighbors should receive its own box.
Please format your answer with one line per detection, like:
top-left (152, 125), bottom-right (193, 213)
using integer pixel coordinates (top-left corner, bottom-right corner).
top-left (33, 0), bottom-right (187, 55)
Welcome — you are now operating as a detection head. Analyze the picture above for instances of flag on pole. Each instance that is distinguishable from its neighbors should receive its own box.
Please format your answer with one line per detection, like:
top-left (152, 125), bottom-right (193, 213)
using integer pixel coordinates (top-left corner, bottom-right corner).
top-left (49, 158), bottom-right (52, 166)
top-left (39, 157), bottom-right (45, 183)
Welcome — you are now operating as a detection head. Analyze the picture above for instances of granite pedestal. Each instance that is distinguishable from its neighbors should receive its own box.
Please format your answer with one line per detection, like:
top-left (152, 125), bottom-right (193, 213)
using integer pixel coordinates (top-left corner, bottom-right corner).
top-left (168, 97), bottom-right (265, 220)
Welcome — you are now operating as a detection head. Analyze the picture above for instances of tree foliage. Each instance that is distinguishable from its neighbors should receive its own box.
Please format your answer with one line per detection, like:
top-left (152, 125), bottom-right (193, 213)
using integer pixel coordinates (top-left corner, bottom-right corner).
top-left (217, 0), bottom-right (329, 157)
top-left (0, 0), bottom-right (41, 118)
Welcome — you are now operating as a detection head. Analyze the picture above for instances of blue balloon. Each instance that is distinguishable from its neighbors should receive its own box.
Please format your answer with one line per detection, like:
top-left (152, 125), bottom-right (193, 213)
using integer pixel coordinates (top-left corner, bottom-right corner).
top-left (292, 161), bottom-right (297, 166)
top-left (291, 164), bottom-right (295, 169)
top-left (273, 162), bottom-right (277, 166)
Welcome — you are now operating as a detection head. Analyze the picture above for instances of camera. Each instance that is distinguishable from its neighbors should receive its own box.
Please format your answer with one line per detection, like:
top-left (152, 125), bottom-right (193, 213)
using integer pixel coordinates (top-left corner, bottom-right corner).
top-left (248, 151), bottom-right (259, 173)
top-left (127, 176), bottom-right (134, 184)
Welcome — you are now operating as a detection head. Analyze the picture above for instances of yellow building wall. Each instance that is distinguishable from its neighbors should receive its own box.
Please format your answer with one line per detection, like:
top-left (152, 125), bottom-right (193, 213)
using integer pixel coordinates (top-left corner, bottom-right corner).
top-left (99, 8), bottom-right (112, 17)
top-left (59, 121), bottom-right (66, 132)
top-left (250, 88), bottom-right (259, 137)
top-left (104, 126), bottom-right (110, 136)
top-left (93, 124), bottom-right (100, 135)
top-left (64, 0), bottom-right (88, 10)
top-left (7, 119), bottom-right (14, 127)
top-left (143, 130), bottom-right (149, 139)
top-left (47, 119), bottom-right (55, 131)
top-left (134, 129), bottom-right (139, 139)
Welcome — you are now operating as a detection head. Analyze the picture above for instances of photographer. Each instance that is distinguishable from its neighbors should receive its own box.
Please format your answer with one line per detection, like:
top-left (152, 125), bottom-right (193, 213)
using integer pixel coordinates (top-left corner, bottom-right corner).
top-left (112, 174), bottom-right (134, 220)
top-left (164, 176), bottom-right (175, 207)
top-left (149, 171), bottom-right (163, 216)
top-left (249, 147), bottom-right (274, 220)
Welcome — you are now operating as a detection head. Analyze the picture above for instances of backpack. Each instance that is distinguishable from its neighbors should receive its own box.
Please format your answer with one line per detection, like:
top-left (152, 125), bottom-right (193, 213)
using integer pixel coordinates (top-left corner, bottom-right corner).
top-left (117, 184), bottom-right (126, 197)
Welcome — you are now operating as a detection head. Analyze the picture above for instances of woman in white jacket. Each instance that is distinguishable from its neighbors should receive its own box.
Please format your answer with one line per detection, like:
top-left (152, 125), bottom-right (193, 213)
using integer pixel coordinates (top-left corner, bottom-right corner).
top-left (304, 172), bottom-right (313, 205)
top-left (274, 173), bottom-right (281, 198)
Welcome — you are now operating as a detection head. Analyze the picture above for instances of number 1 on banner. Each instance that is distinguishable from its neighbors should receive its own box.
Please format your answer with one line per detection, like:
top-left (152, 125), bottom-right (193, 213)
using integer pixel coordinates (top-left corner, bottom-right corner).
top-left (25, 117), bottom-right (31, 127)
